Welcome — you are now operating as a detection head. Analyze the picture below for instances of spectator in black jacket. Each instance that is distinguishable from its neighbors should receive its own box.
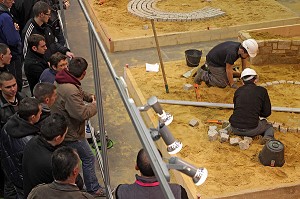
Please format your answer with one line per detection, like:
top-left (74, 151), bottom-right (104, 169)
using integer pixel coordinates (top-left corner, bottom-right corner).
top-left (116, 148), bottom-right (188, 199)
top-left (229, 68), bottom-right (274, 144)
top-left (33, 82), bottom-right (57, 127)
top-left (22, 1), bottom-right (74, 61)
top-left (24, 34), bottom-right (48, 95)
top-left (23, 113), bottom-right (83, 198)
top-left (0, 97), bottom-right (41, 198)
top-left (0, 43), bottom-right (11, 72)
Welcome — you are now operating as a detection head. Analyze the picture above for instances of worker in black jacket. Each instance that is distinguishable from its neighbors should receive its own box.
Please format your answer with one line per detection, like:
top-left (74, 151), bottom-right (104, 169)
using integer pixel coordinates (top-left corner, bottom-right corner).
top-left (229, 68), bottom-right (274, 144)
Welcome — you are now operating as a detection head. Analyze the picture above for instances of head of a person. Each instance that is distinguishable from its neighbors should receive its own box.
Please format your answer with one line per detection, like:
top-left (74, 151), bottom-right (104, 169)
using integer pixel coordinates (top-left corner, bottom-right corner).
top-left (52, 146), bottom-right (80, 182)
top-left (0, 43), bottom-right (12, 66)
top-left (136, 148), bottom-right (162, 177)
top-left (41, 113), bottom-right (67, 144)
top-left (0, 72), bottom-right (17, 98)
top-left (68, 57), bottom-right (88, 80)
top-left (240, 68), bottom-right (258, 84)
top-left (32, 1), bottom-right (51, 23)
top-left (1, 0), bottom-right (14, 9)
top-left (49, 52), bottom-right (68, 72)
top-left (18, 97), bottom-right (42, 124)
top-left (239, 39), bottom-right (259, 59)
top-left (28, 34), bottom-right (47, 55)
top-left (33, 82), bottom-right (57, 106)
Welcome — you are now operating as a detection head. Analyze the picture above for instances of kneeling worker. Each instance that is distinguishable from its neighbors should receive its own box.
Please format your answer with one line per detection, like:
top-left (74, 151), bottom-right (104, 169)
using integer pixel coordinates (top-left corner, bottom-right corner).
top-left (229, 68), bottom-right (274, 144)
top-left (194, 39), bottom-right (258, 89)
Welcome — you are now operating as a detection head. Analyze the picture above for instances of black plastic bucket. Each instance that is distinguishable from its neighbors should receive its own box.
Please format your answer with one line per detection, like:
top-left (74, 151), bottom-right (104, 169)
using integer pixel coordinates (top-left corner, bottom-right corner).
top-left (259, 139), bottom-right (285, 167)
top-left (185, 49), bottom-right (202, 67)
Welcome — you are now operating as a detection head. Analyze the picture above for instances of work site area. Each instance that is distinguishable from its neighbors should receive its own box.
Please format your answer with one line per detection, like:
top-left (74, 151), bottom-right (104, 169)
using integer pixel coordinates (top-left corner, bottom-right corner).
top-left (1, 0), bottom-right (299, 199)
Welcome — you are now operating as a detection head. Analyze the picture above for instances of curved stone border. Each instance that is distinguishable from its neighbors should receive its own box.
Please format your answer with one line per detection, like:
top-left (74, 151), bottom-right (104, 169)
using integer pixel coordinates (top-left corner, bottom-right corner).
top-left (259, 80), bottom-right (300, 87)
top-left (127, 0), bottom-right (225, 21)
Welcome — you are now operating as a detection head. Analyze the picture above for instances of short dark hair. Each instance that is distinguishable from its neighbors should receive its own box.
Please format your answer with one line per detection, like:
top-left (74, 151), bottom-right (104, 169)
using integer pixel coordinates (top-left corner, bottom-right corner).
top-left (33, 82), bottom-right (56, 103)
top-left (18, 97), bottom-right (40, 121)
top-left (33, 1), bottom-right (51, 17)
top-left (41, 113), bottom-right (67, 141)
top-left (137, 148), bottom-right (162, 177)
top-left (49, 52), bottom-right (67, 69)
top-left (28, 34), bottom-right (45, 49)
top-left (52, 146), bottom-right (79, 181)
top-left (0, 43), bottom-right (9, 55)
top-left (0, 72), bottom-right (15, 86)
top-left (68, 57), bottom-right (88, 78)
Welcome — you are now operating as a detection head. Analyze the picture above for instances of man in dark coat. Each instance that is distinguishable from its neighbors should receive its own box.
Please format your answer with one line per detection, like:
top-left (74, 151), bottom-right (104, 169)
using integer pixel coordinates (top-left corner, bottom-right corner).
top-left (116, 148), bottom-right (188, 199)
top-left (0, 97), bottom-right (41, 198)
top-left (23, 34), bottom-right (48, 95)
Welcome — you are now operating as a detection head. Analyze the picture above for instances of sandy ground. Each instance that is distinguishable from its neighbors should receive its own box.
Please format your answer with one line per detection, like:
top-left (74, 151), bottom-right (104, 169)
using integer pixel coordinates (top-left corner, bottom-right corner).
top-left (90, 0), bottom-right (298, 39)
top-left (128, 61), bottom-right (300, 198)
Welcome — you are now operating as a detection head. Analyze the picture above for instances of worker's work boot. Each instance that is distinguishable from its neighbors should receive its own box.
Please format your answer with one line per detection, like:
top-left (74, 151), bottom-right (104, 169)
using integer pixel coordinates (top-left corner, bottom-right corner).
top-left (194, 68), bottom-right (204, 84)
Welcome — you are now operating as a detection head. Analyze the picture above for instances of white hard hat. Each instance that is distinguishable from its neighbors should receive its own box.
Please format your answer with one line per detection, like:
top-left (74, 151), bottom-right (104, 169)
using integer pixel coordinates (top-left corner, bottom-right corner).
top-left (241, 68), bottom-right (257, 81)
top-left (242, 39), bottom-right (258, 58)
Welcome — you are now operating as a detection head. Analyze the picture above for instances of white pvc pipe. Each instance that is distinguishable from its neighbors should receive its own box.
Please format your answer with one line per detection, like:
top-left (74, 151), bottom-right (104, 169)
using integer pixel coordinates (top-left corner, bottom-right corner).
top-left (158, 99), bottom-right (300, 113)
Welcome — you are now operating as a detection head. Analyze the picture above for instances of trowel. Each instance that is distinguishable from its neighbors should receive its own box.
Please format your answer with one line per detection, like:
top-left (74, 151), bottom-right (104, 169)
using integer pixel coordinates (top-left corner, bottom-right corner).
top-left (182, 66), bottom-right (199, 78)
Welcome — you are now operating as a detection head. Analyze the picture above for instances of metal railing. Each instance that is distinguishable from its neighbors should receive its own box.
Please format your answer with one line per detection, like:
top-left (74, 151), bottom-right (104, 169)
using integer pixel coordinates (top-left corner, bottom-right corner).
top-left (59, 0), bottom-right (176, 198)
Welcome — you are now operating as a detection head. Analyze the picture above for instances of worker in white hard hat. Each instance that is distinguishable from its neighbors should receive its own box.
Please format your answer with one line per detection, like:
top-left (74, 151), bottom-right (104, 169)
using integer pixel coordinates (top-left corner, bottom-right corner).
top-left (228, 68), bottom-right (275, 145)
top-left (194, 39), bottom-right (258, 91)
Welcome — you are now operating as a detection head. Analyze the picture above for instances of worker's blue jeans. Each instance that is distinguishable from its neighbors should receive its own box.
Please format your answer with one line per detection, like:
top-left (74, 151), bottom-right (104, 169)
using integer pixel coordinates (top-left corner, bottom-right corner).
top-left (65, 139), bottom-right (101, 193)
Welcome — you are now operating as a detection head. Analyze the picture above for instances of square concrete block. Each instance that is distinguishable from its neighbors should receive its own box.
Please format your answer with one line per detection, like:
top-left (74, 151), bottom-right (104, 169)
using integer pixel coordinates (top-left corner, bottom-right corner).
top-left (189, 119), bottom-right (199, 127)
top-left (272, 81), bottom-right (279, 85)
top-left (260, 83), bottom-right (267, 87)
top-left (279, 80), bottom-right (286, 84)
top-left (294, 81), bottom-right (300, 85)
top-left (230, 137), bottom-right (241, 146)
top-left (220, 133), bottom-right (229, 143)
top-left (287, 81), bottom-right (294, 84)
top-left (266, 82), bottom-right (273, 86)
top-left (273, 123), bottom-right (280, 131)
top-left (208, 130), bottom-right (218, 141)
top-left (239, 140), bottom-right (250, 150)
top-left (184, 84), bottom-right (194, 91)
top-left (244, 136), bottom-right (253, 145)
top-left (209, 125), bottom-right (218, 131)
top-left (219, 129), bottom-right (228, 135)
top-left (288, 127), bottom-right (298, 133)
top-left (280, 126), bottom-right (287, 133)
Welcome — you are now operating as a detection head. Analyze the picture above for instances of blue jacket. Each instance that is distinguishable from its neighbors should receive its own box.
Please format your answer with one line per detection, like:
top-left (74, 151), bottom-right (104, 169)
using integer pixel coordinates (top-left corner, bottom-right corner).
top-left (0, 3), bottom-right (22, 58)
top-left (39, 68), bottom-right (56, 84)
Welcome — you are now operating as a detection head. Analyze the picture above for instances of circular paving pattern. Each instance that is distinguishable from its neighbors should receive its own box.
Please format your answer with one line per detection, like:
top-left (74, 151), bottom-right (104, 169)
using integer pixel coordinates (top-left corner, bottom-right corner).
top-left (127, 0), bottom-right (225, 21)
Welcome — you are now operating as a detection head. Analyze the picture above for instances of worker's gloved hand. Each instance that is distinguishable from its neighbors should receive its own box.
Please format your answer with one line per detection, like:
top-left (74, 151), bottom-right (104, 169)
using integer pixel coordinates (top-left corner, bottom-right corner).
top-left (230, 83), bottom-right (238, 89)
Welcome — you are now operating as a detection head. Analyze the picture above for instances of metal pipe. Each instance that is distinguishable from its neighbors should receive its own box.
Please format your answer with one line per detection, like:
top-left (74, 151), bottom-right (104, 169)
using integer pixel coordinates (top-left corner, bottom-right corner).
top-left (158, 99), bottom-right (300, 113)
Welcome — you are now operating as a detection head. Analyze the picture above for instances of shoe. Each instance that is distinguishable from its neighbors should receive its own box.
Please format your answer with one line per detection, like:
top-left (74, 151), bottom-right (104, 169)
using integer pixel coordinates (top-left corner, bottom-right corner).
top-left (91, 187), bottom-right (106, 197)
top-left (260, 136), bottom-right (273, 145)
top-left (22, 79), bottom-right (29, 88)
top-left (91, 138), bottom-right (114, 149)
top-left (194, 68), bottom-right (204, 84)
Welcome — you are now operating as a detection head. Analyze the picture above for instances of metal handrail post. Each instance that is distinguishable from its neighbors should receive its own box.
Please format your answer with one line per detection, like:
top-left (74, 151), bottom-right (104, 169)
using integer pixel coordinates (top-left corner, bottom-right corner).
top-left (58, 0), bottom-right (68, 41)
top-left (88, 24), bottom-right (113, 199)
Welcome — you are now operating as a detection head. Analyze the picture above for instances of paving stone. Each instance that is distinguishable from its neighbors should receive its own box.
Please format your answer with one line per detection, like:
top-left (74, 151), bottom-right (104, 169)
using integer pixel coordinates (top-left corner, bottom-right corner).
top-left (287, 81), bottom-right (294, 84)
top-left (184, 84), bottom-right (194, 90)
top-left (280, 126), bottom-right (288, 133)
top-left (208, 130), bottom-right (218, 141)
top-left (189, 119), bottom-right (199, 127)
top-left (218, 129), bottom-right (228, 135)
top-left (288, 127), bottom-right (298, 133)
top-left (273, 123), bottom-right (280, 131)
top-left (239, 140), bottom-right (250, 150)
top-left (272, 81), bottom-right (279, 85)
top-left (243, 136), bottom-right (253, 145)
top-left (294, 81), bottom-right (300, 85)
top-left (209, 125), bottom-right (218, 131)
top-left (266, 82), bottom-right (273, 86)
top-left (260, 83), bottom-right (267, 87)
top-left (220, 133), bottom-right (229, 143)
top-left (279, 80), bottom-right (286, 84)
top-left (230, 137), bottom-right (242, 146)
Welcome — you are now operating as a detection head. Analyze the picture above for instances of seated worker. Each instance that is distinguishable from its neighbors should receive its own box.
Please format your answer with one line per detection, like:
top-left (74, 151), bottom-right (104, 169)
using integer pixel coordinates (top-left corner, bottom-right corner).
top-left (27, 146), bottom-right (93, 199)
top-left (229, 68), bottom-right (274, 144)
top-left (194, 39), bottom-right (258, 89)
top-left (116, 148), bottom-right (188, 199)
